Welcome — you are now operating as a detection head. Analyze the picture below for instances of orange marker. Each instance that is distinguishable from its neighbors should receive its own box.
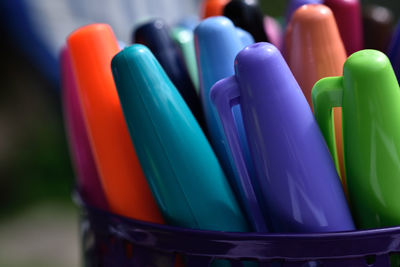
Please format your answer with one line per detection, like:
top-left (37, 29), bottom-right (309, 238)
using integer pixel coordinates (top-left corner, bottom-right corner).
top-left (285, 5), bottom-right (347, 193)
top-left (67, 24), bottom-right (164, 223)
top-left (201, 0), bottom-right (229, 18)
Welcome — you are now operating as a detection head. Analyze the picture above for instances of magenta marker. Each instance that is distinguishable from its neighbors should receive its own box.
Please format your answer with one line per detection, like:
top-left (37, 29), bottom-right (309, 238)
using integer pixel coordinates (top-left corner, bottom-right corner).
top-left (264, 16), bottom-right (283, 50)
top-left (60, 47), bottom-right (108, 210)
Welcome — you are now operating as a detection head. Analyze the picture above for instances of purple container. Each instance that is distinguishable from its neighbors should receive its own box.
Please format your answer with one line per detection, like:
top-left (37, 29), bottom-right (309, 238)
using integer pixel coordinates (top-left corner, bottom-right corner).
top-left (78, 199), bottom-right (400, 266)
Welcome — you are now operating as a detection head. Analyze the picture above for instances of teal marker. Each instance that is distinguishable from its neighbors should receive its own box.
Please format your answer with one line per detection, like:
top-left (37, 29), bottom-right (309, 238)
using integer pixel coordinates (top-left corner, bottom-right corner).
top-left (111, 44), bottom-right (249, 232)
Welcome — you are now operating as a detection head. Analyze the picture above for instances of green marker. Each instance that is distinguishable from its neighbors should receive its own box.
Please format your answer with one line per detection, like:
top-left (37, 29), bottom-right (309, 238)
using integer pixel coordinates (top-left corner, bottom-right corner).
top-left (171, 27), bottom-right (199, 92)
top-left (313, 49), bottom-right (400, 229)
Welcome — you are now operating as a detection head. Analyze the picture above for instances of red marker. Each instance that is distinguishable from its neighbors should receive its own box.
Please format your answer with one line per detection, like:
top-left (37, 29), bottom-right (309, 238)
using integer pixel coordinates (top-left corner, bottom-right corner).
top-left (201, 0), bottom-right (229, 18)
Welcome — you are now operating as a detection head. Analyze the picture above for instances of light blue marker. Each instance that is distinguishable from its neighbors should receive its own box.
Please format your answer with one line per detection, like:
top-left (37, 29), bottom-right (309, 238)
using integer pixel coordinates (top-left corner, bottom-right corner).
top-left (195, 16), bottom-right (267, 232)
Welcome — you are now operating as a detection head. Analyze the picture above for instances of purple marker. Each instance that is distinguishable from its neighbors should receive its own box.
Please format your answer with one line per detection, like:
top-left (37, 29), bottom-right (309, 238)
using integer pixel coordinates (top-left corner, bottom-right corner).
top-left (60, 48), bottom-right (108, 210)
top-left (210, 43), bottom-right (354, 233)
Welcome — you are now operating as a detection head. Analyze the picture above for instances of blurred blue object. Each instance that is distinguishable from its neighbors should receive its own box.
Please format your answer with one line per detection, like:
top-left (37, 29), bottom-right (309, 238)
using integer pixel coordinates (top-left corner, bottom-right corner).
top-left (177, 15), bottom-right (199, 30)
top-left (0, 0), bottom-right (200, 87)
top-left (388, 21), bottom-right (400, 80)
top-left (0, 0), bottom-right (59, 85)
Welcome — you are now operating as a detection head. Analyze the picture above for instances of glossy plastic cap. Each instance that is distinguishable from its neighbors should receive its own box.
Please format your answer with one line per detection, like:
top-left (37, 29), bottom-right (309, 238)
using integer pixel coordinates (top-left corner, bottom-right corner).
top-left (67, 24), bottom-right (164, 223)
top-left (201, 0), bottom-right (229, 18)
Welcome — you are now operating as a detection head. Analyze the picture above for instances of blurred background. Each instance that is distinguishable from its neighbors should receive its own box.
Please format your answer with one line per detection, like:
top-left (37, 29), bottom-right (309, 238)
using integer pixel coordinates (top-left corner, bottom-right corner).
top-left (0, 0), bottom-right (398, 266)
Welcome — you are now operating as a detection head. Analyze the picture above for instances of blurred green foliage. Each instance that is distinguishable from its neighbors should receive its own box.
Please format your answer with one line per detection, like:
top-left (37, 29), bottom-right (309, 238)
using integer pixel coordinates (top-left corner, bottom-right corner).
top-left (0, 23), bottom-right (74, 219)
top-left (259, 0), bottom-right (286, 17)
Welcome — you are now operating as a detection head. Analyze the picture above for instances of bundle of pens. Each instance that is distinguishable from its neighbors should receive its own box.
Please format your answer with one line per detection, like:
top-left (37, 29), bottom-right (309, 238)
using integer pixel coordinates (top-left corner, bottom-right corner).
top-left (61, 0), bottom-right (400, 266)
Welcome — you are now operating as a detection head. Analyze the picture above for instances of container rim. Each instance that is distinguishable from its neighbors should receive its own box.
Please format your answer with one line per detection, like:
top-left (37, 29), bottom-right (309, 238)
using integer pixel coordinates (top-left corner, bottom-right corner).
top-left (76, 193), bottom-right (400, 260)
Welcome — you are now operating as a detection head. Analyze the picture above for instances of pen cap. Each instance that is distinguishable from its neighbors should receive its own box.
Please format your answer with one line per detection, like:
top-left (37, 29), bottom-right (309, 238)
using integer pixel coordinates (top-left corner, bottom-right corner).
top-left (363, 5), bottom-right (394, 52)
top-left (201, 0), bottom-right (229, 18)
top-left (211, 42), bottom-right (354, 233)
top-left (133, 19), bottom-right (205, 129)
top-left (67, 24), bottom-right (163, 223)
top-left (235, 27), bottom-right (255, 47)
top-left (312, 50), bottom-right (400, 228)
top-left (195, 16), bottom-right (240, 178)
top-left (111, 44), bottom-right (249, 232)
top-left (387, 22), bottom-right (400, 81)
top-left (170, 27), bottom-right (199, 91)
top-left (264, 16), bottom-right (283, 50)
top-left (223, 0), bottom-right (269, 42)
top-left (285, 0), bottom-right (322, 23)
top-left (285, 4), bottom-right (346, 107)
top-left (195, 17), bottom-right (267, 231)
top-left (285, 4), bottom-right (347, 190)
top-left (324, 0), bottom-right (363, 55)
top-left (60, 47), bottom-right (108, 210)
